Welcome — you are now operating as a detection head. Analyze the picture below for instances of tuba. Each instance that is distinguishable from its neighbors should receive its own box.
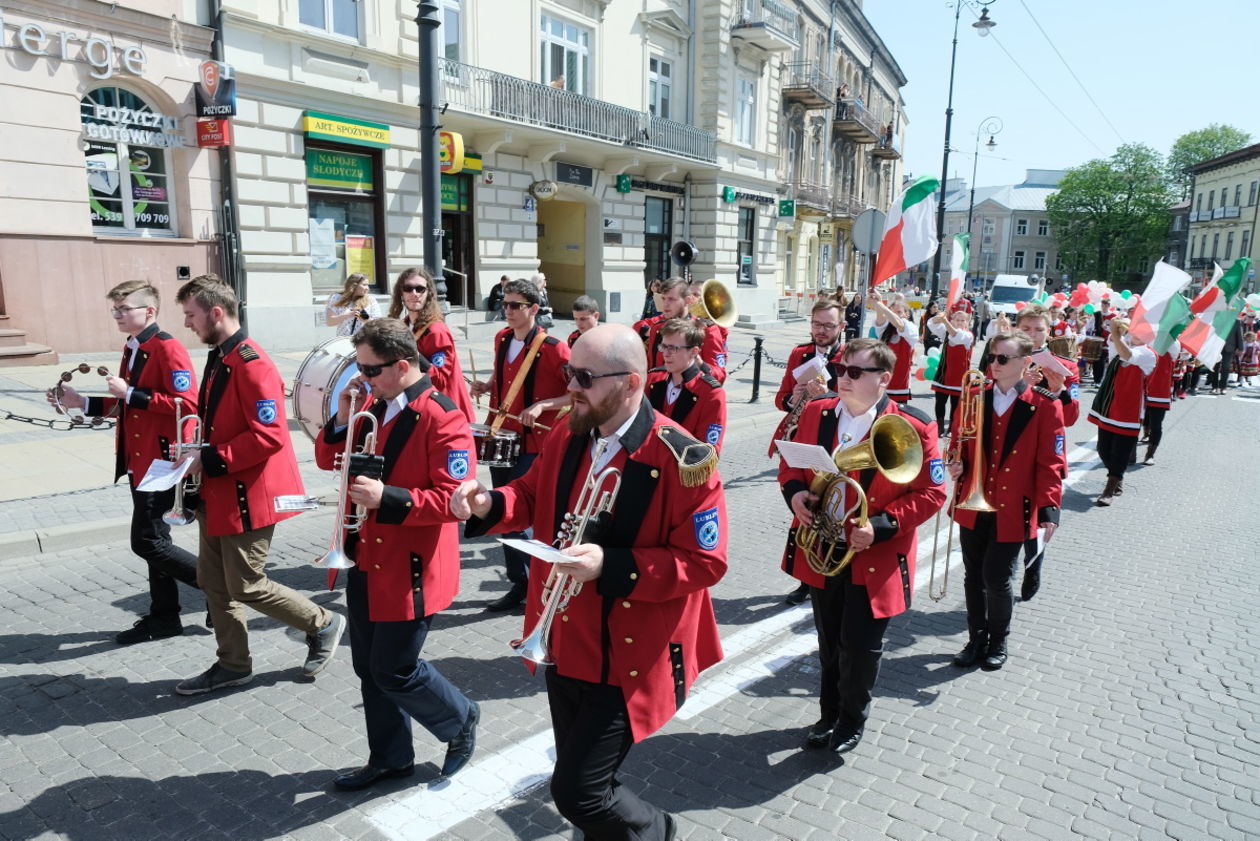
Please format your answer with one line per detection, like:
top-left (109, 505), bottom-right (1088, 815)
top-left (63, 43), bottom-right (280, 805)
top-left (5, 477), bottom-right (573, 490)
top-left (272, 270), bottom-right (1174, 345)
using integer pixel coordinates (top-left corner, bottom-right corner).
top-left (512, 440), bottom-right (622, 665)
top-left (162, 397), bottom-right (204, 526)
top-left (928, 368), bottom-right (994, 601)
top-left (315, 387), bottom-right (379, 570)
top-left (796, 413), bottom-right (924, 577)
top-left (688, 279), bottom-right (738, 329)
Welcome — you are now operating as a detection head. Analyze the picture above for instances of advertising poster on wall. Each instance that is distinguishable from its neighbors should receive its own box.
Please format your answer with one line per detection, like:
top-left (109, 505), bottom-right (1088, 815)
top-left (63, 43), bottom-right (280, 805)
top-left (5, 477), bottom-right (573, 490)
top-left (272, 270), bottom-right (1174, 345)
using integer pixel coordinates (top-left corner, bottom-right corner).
top-left (345, 235), bottom-right (375, 282)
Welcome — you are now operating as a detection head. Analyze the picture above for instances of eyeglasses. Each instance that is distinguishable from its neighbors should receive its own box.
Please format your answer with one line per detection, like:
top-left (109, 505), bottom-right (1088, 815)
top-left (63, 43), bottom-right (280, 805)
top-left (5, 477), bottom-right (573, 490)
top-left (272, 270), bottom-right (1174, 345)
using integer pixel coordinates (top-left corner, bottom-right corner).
top-left (562, 364), bottom-right (630, 389)
top-left (837, 365), bottom-right (885, 379)
top-left (810, 321), bottom-right (841, 330)
top-left (110, 305), bottom-right (147, 317)
top-left (660, 343), bottom-right (694, 354)
top-left (990, 353), bottom-right (1027, 366)
top-left (358, 359), bottom-right (402, 378)
top-left (402, 283), bottom-right (428, 293)
top-left (503, 301), bottom-right (533, 311)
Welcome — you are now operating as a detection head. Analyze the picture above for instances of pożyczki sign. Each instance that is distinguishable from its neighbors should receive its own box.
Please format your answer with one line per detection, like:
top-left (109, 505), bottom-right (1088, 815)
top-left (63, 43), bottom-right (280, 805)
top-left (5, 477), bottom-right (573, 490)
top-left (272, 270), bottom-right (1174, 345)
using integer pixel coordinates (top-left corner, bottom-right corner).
top-left (83, 104), bottom-right (185, 148)
top-left (0, 10), bottom-right (147, 80)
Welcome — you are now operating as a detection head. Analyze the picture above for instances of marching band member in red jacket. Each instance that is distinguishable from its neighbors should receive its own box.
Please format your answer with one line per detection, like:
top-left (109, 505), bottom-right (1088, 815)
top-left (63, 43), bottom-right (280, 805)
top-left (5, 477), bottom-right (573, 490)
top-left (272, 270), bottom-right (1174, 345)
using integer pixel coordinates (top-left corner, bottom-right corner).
top-left (568, 294), bottom-right (601, 347)
top-left (929, 304), bottom-right (976, 434)
top-left (454, 324), bottom-right (725, 841)
top-left (173, 275), bottom-right (345, 696)
top-left (316, 318), bottom-right (479, 790)
top-left (388, 267), bottom-right (476, 423)
top-left (47, 280), bottom-right (202, 644)
top-left (645, 318), bottom-right (728, 452)
top-left (642, 277), bottom-right (728, 383)
top-left (1087, 317), bottom-right (1157, 505)
top-left (949, 331), bottom-right (1065, 672)
top-left (778, 338), bottom-right (946, 755)
top-left (469, 278), bottom-right (572, 611)
top-left (1141, 339), bottom-right (1179, 465)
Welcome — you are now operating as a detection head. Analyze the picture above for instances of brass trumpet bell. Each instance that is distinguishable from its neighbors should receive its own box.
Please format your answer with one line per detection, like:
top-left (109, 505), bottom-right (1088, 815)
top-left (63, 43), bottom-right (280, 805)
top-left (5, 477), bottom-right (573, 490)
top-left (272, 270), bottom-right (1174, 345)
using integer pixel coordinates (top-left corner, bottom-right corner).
top-left (688, 279), bottom-right (737, 329)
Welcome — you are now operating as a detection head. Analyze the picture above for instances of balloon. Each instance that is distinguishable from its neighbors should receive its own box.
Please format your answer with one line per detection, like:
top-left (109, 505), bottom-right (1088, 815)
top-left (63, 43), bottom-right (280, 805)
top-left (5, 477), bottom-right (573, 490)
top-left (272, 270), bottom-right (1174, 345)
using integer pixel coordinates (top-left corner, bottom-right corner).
top-left (1120, 289), bottom-right (1133, 300)
top-left (1246, 293), bottom-right (1260, 310)
top-left (1077, 283), bottom-right (1087, 291)
top-left (927, 347), bottom-right (941, 359)
top-left (1016, 301), bottom-right (1027, 310)
top-left (915, 368), bottom-right (927, 381)
top-left (1084, 303), bottom-right (1096, 314)
top-left (925, 358), bottom-right (939, 377)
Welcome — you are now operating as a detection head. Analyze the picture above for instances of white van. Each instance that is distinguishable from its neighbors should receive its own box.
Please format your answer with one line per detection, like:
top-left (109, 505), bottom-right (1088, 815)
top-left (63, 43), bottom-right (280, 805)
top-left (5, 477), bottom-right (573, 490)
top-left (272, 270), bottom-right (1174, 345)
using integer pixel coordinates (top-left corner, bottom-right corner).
top-left (982, 274), bottom-right (1044, 322)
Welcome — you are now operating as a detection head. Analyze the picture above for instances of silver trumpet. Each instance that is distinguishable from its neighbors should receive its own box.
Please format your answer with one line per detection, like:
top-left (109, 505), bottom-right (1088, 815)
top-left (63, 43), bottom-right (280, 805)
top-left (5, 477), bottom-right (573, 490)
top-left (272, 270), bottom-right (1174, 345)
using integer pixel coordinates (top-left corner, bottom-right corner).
top-left (511, 441), bottom-right (622, 665)
top-left (163, 397), bottom-right (204, 526)
top-left (316, 387), bottom-right (379, 570)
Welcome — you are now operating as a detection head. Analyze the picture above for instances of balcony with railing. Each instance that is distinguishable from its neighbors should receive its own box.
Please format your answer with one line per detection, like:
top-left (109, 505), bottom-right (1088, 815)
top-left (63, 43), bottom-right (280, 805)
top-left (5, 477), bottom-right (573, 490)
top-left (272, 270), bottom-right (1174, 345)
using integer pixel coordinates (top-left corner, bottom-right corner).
top-left (731, 0), bottom-right (800, 53)
top-left (782, 61), bottom-right (834, 110)
top-left (439, 58), bottom-right (717, 164)
top-left (832, 191), bottom-right (868, 219)
top-left (1189, 257), bottom-right (1213, 269)
top-left (872, 134), bottom-right (901, 160)
top-left (792, 179), bottom-right (833, 214)
top-left (833, 98), bottom-right (881, 144)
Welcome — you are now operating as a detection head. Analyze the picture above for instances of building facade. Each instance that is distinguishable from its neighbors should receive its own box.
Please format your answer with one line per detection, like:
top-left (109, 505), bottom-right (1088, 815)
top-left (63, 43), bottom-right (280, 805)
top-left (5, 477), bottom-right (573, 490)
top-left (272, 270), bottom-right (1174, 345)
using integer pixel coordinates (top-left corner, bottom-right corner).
top-left (1186, 143), bottom-right (1259, 288)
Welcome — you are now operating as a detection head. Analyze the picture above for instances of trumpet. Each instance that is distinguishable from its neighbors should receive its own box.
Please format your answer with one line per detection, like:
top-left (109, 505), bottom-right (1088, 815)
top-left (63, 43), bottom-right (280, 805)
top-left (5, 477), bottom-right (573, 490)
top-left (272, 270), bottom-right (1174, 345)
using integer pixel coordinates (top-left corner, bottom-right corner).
top-left (512, 440), bottom-right (621, 665)
top-left (928, 369), bottom-right (995, 601)
top-left (162, 397), bottom-right (204, 526)
top-left (315, 387), bottom-right (380, 570)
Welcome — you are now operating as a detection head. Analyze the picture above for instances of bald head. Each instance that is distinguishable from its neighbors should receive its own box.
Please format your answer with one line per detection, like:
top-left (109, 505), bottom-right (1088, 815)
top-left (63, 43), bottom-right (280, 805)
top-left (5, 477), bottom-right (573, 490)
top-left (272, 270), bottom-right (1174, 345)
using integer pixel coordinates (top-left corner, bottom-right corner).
top-left (573, 323), bottom-right (647, 379)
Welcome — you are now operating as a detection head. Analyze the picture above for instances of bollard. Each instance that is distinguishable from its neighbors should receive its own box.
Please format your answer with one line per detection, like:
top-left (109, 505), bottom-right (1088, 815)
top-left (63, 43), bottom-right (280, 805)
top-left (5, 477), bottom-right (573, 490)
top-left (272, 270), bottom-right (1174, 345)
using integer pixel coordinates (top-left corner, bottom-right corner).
top-left (750, 335), bottom-right (764, 403)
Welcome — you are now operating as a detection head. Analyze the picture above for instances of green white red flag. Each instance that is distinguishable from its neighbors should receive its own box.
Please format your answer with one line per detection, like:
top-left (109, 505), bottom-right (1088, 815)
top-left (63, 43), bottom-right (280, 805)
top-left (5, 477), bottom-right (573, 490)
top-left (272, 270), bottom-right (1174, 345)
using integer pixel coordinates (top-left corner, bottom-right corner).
top-left (946, 233), bottom-right (970, 308)
top-left (872, 175), bottom-right (940, 286)
top-left (1178, 258), bottom-right (1250, 368)
top-left (1128, 260), bottom-right (1192, 354)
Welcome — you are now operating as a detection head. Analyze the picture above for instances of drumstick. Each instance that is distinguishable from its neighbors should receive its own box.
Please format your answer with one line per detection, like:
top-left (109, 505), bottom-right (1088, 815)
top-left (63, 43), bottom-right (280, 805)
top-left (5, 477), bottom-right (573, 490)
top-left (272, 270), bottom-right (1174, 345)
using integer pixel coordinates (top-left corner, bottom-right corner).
top-left (487, 406), bottom-right (551, 432)
top-left (467, 349), bottom-right (482, 408)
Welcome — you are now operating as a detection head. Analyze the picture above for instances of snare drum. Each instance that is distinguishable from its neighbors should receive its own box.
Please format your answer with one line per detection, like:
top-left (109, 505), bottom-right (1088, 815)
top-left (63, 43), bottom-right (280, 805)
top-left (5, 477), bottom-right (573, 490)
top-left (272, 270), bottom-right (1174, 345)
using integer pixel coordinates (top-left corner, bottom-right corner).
top-left (291, 336), bottom-right (360, 441)
top-left (1078, 336), bottom-right (1106, 362)
top-left (471, 423), bottom-right (521, 468)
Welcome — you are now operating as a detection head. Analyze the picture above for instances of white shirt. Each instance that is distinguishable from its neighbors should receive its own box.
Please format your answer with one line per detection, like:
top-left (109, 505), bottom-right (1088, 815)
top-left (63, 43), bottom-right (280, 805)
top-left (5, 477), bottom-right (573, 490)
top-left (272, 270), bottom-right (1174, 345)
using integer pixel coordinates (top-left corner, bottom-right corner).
top-left (836, 403), bottom-right (878, 451)
top-left (665, 379), bottom-right (682, 405)
top-left (507, 337), bottom-right (525, 363)
top-left (590, 410), bottom-right (639, 474)
top-left (993, 383), bottom-right (1019, 417)
top-left (382, 392), bottom-right (410, 427)
top-left (1120, 342), bottom-right (1159, 376)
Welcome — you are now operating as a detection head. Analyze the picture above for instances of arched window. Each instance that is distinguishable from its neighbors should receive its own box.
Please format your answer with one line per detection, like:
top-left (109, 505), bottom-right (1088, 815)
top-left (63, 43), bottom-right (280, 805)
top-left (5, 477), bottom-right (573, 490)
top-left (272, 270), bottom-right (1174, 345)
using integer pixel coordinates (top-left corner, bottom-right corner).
top-left (80, 86), bottom-right (178, 235)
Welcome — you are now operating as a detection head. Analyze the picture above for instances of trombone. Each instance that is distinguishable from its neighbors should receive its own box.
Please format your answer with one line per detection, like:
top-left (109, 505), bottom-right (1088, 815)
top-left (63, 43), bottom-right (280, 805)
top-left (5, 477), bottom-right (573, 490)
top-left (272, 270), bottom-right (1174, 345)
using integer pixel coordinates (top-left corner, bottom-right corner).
top-left (162, 397), bottom-right (204, 526)
top-left (315, 387), bottom-right (379, 570)
top-left (928, 369), bottom-right (995, 601)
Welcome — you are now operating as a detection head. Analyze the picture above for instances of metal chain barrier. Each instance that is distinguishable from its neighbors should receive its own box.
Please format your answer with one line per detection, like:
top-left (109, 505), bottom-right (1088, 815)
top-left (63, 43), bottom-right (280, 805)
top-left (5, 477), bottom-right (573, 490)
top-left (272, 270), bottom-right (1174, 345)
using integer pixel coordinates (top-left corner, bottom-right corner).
top-left (0, 407), bottom-right (116, 431)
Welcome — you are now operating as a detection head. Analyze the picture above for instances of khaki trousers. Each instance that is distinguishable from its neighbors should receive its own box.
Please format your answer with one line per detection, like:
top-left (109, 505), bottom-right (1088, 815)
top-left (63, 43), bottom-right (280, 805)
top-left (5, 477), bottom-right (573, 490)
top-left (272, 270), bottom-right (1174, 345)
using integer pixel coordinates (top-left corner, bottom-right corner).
top-left (196, 513), bottom-right (330, 672)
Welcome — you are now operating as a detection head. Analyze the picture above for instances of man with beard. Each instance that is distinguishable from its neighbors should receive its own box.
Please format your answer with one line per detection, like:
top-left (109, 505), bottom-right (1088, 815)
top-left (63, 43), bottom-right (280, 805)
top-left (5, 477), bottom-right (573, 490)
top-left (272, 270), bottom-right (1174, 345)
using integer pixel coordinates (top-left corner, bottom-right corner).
top-left (451, 324), bottom-right (726, 841)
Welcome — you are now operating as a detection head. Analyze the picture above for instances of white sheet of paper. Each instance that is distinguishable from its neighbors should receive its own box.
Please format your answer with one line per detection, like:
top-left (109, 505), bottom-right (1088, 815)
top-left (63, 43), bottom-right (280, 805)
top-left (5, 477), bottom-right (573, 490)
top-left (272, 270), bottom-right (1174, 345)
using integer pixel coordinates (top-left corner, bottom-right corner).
top-left (773, 440), bottom-right (840, 474)
top-left (792, 354), bottom-right (828, 383)
top-left (499, 538), bottom-right (572, 564)
top-left (1031, 348), bottom-right (1071, 377)
top-left (136, 458), bottom-right (190, 492)
top-left (274, 495), bottom-right (320, 513)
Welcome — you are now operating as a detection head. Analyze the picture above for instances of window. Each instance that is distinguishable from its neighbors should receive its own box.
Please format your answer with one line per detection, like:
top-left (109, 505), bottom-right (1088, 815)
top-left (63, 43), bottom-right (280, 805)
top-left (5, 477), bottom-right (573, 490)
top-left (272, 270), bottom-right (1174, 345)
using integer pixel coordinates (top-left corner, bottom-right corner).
top-left (785, 125), bottom-right (798, 180)
top-left (1208, 192), bottom-right (1214, 212)
top-left (1226, 231), bottom-right (1235, 261)
top-left (1172, 215), bottom-right (1183, 232)
top-left (1196, 193), bottom-right (1203, 213)
top-left (442, 0), bottom-right (462, 63)
top-left (648, 57), bottom-right (672, 119)
top-left (1242, 230), bottom-right (1251, 258)
top-left (1234, 185), bottom-right (1242, 207)
top-left (643, 196), bottom-right (673, 286)
top-left (1212, 233), bottom-right (1219, 259)
top-left (1012, 250), bottom-right (1026, 270)
top-left (1250, 181), bottom-right (1259, 206)
top-left (736, 76), bottom-right (756, 146)
top-left (1034, 251), bottom-right (1046, 270)
top-left (1190, 237), bottom-right (1196, 259)
top-left (81, 87), bottom-right (176, 235)
top-left (1016, 218), bottom-right (1028, 236)
top-left (540, 14), bottom-right (591, 95)
top-left (300, 0), bottom-right (360, 41)
top-left (1038, 219), bottom-right (1049, 237)
top-left (306, 145), bottom-right (383, 293)
top-left (1220, 188), bottom-right (1228, 207)
top-left (1055, 254), bottom-right (1063, 271)
top-left (1201, 234), bottom-right (1207, 257)
top-left (737, 206), bottom-right (756, 285)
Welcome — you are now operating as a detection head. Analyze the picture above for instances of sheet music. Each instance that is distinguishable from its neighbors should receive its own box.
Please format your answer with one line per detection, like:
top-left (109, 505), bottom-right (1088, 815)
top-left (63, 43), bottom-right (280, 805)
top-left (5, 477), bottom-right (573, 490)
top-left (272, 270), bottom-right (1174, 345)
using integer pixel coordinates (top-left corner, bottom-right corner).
top-left (773, 440), bottom-right (840, 474)
top-left (499, 538), bottom-right (573, 565)
top-left (792, 355), bottom-right (828, 383)
top-left (136, 458), bottom-right (190, 492)
top-left (1031, 348), bottom-right (1071, 377)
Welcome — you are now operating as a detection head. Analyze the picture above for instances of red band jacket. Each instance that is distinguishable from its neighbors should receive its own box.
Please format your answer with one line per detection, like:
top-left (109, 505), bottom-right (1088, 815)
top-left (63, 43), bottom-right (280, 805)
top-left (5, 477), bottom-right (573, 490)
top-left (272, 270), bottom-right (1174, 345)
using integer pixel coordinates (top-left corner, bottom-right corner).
top-left (778, 396), bottom-right (946, 618)
top-left (197, 330), bottom-right (304, 537)
top-left (413, 319), bottom-right (476, 423)
top-left (1144, 342), bottom-right (1179, 409)
top-left (645, 316), bottom-right (728, 384)
top-left (773, 341), bottom-right (845, 412)
top-left (1088, 342), bottom-right (1157, 436)
top-left (465, 398), bottom-right (726, 742)
top-left (316, 376), bottom-right (471, 622)
top-left (85, 323), bottom-right (198, 482)
top-left (485, 325), bottom-right (571, 455)
top-left (952, 382), bottom-right (1065, 543)
top-left (645, 364), bottom-right (728, 452)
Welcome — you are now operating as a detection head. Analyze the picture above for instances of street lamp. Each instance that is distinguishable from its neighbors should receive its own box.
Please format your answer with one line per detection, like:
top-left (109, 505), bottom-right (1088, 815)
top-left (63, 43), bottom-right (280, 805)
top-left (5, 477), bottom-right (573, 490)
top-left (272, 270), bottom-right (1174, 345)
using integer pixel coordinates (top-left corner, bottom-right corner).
top-left (416, 1), bottom-right (448, 310)
top-left (930, 0), bottom-right (998, 301)
top-left (965, 115), bottom-right (1002, 246)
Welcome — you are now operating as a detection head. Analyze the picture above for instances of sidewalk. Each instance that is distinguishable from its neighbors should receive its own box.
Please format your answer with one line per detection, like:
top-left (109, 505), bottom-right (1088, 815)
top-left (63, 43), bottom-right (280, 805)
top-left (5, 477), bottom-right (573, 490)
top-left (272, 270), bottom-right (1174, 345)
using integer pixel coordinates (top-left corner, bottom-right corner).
top-left (0, 312), bottom-right (814, 559)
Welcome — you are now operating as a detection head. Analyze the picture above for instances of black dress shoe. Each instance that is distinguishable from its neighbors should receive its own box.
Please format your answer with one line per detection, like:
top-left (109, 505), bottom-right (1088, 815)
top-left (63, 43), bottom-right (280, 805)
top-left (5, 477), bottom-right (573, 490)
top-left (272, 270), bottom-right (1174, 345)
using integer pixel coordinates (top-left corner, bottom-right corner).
top-left (440, 700), bottom-right (479, 777)
top-left (116, 617), bottom-right (183, 645)
top-left (333, 763), bottom-right (415, 791)
top-left (664, 812), bottom-right (677, 841)
top-left (829, 724), bottom-right (864, 754)
top-left (485, 585), bottom-right (526, 612)
top-left (952, 635), bottom-right (988, 668)
top-left (1020, 566), bottom-right (1041, 602)
top-left (981, 640), bottom-right (1008, 671)
top-left (802, 718), bottom-right (837, 749)
top-left (784, 583), bottom-right (810, 606)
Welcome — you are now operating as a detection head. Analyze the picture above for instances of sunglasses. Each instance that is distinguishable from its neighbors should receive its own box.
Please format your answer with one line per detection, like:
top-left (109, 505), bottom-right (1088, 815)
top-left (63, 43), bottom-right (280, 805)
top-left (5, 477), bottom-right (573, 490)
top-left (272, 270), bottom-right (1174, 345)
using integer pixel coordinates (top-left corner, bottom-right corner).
top-left (990, 353), bottom-right (1027, 366)
top-left (358, 359), bottom-right (402, 378)
top-left (402, 283), bottom-right (428, 293)
top-left (837, 365), bottom-right (884, 379)
top-left (562, 364), bottom-right (630, 389)
top-left (503, 301), bottom-right (533, 311)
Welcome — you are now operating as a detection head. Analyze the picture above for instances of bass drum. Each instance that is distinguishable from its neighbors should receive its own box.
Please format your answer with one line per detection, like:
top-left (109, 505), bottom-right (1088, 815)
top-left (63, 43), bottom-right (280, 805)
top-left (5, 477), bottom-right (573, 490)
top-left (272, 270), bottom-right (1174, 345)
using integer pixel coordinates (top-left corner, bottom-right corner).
top-left (292, 336), bottom-right (359, 441)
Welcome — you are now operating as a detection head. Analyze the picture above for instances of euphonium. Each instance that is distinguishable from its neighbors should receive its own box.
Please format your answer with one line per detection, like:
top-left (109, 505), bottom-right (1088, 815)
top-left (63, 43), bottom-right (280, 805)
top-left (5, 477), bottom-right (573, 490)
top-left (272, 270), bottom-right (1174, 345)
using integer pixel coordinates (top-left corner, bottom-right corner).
top-left (688, 279), bottom-right (738, 329)
top-left (928, 368), bottom-right (994, 601)
top-left (315, 387), bottom-right (379, 570)
top-left (796, 413), bottom-right (923, 577)
top-left (162, 397), bottom-right (204, 526)
top-left (511, 440), bottom-right (622, 665)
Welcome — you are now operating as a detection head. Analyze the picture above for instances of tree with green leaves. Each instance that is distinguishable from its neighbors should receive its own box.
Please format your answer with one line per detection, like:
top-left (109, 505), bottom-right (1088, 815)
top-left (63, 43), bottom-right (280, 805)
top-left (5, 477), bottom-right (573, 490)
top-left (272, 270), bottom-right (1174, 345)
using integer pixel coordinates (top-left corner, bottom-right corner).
top-left (1046, 144), bottom-right (1174, 288)
top-left (1167, 124), bottom-right (1252, 198)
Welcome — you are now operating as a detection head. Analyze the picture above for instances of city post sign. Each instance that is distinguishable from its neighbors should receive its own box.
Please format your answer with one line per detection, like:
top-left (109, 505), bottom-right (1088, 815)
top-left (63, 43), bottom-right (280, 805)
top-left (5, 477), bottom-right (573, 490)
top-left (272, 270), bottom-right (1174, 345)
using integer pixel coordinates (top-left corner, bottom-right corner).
top-left (302, 111), bottom-right (390, 149)
top-left (0, 10), bottom-right (147, 79)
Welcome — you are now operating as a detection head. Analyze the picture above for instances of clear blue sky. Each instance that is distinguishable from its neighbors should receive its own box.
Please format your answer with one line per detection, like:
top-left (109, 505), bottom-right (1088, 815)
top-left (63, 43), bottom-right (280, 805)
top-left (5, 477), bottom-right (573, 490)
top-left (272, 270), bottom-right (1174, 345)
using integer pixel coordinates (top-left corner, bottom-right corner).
top-left (861, 0), bottom-right (1260, 189)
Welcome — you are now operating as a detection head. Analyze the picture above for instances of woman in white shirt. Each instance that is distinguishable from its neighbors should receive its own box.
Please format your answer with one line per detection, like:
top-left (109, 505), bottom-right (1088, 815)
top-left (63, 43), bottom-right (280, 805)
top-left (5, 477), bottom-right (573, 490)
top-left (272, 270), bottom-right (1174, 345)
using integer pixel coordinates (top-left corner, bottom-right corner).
top-left (326, 273), bottom-right (380, 336)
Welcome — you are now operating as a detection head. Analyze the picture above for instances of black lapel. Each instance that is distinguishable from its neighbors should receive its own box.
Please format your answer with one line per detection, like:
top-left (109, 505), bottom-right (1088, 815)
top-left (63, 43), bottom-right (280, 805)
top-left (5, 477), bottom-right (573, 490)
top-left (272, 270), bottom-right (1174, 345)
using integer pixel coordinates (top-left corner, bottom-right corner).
top-left (672, 388), bottom-right (698, 423)
top-left (379, 377), bottom-right (431, 483)
top-left (817, 402), bottom-right (840, 449)
top-left (198, 348), bottom-right (218, 412)
top-left (202, 354), bottom-right (232, 432)
top-left (609, 459), bottom-right (657, 547)
top-left (552, 432), bottom-right (588, 538)
top-left (646, 377), bottom-right (668, 413)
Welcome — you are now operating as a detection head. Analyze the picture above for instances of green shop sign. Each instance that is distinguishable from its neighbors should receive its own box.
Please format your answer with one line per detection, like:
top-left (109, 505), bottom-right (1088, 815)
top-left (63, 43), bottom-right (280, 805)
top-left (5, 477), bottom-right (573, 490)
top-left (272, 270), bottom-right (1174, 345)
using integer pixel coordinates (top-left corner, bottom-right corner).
top-left (307, 149), bottom-right (374, 192)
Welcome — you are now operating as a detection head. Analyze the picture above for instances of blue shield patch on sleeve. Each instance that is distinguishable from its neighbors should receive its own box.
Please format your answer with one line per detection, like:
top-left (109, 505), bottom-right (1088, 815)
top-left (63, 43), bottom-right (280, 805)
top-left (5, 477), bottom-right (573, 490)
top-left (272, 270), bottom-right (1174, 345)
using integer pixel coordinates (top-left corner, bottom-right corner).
top-left (693, 507), bottom-right (720, 550)
top-left (171, 370), bottom-right (192, 393)
top-left (705, 423), bottom-right (723, 446)
top-left (715, 352), bottom-right (727, 368)
top-left (1069, 382), bottom-right (1079, 400)
top-left (1054, 433), bottom-right (1064, 455)
top-left (928, 457), bottom-right (945, 485)
top-left (431, 351), bottom-right (447, 368)
top-left (255, 399), bottom-right (277, 424)
top-left (447, 449), bottom-right (470, 480)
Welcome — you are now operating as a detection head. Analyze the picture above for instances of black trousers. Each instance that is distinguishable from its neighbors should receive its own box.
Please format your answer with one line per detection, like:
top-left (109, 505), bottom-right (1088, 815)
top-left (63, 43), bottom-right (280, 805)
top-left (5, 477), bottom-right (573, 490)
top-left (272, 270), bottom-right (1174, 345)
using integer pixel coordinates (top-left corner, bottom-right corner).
top-left (810, 569), bottom-right (889, 730)
top-left (1145, 406), bottom-right (1167, 451)
top-left (546, 669), bottom-right (670, 841)
top-left (1095, 429), bottom-right (1137, 479)
top-left (959, 514), bottom-right (1023, 643)
top-left (1092, 351), bottom-right (1109, 384)
top-left (934, 392), bottom-right (960, 435)
top-left (346, 568), bottom-right (473, 769)
top-left (489, 451), bottom-right (539, 586)
top-left (128, 481), bottom-right (199, 622)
